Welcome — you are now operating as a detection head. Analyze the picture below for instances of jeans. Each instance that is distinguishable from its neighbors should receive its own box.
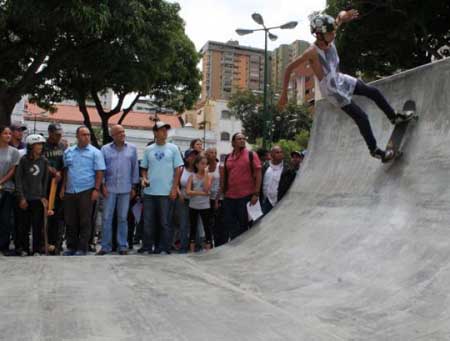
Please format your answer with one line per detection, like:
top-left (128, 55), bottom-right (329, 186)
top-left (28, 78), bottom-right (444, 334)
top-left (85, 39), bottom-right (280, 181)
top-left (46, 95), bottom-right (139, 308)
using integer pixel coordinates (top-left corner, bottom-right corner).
top-left (143, 195), bottom-right (174, 253)
top-left (0, 191), bottom-right (14, 252)
top-left (223, 195), bottom-right (252, 241)
top-left (261, 198), bottom-right (274, 216)
top-left (341, 80), bottom-right (396, 152)
top-left (102, 192), bottom-right (130, 252)
top-left (173, 199), bottom-right (190, 252)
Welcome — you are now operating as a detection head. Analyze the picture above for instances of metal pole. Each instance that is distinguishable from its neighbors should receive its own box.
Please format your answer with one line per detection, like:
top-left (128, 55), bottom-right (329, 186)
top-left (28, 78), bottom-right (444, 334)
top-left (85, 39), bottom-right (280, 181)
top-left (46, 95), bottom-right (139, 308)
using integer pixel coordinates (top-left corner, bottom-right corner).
top-left (203, 121), bottom-right (206, 146)
top-left (262, 29), bottom-right (269, 149)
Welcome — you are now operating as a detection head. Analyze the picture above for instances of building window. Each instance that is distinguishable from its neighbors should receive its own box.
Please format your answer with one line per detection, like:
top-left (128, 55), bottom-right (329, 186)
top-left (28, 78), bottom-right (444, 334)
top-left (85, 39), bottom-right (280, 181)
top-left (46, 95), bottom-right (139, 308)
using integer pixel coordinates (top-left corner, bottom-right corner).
top-left (221, 110), bottom-right (232, 119)
top-left (221, 132), bottom-right (231, 141)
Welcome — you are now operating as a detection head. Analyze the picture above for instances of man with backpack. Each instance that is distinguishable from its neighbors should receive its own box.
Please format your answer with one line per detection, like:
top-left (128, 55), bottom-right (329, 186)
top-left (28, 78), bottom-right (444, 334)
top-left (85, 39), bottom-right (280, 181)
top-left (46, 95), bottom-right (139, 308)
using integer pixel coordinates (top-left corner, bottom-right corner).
top-left (221, 133), bottom-right (262, 242)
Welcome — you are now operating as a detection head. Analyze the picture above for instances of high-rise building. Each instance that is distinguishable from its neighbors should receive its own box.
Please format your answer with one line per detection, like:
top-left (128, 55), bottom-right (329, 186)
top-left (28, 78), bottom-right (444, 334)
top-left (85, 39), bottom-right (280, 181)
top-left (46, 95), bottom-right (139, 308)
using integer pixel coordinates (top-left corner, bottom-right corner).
top-left (271, 40), bottom-right (315, 107)
top-left (200, 40), bottom-right (268, 101)
top-left (271, 40), bottom-right (310, 95)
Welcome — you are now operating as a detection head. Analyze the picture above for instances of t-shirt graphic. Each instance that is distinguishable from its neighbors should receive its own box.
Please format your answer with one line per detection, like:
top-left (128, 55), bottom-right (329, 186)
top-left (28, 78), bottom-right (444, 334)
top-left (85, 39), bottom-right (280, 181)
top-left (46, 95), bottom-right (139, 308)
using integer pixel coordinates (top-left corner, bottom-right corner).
top-left (154, 151), bottom-right (165, 161)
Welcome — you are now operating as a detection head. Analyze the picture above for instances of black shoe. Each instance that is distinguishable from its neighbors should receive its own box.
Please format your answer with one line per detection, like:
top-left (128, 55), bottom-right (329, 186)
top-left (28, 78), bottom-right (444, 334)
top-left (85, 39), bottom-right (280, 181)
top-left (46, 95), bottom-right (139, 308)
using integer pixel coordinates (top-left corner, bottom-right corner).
top-left (96, 250), bottom-right (108, 256)
top-left (371, 148), bottom-right (394, 162)
top-left (137, 247), bottom-right (150, 254)
top-left (119, 250), bottom-right (128, 255)
top-left (390, 112), bottom-right (413, 125)
top-left (88, 244), bottom-right (97, 253)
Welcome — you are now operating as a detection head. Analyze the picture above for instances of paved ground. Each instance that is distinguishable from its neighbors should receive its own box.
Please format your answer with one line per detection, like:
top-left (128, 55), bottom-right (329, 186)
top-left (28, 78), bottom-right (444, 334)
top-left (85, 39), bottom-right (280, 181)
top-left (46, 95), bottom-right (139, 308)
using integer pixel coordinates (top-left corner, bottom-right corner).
top-left (1, 59), bottom-right (450, 340)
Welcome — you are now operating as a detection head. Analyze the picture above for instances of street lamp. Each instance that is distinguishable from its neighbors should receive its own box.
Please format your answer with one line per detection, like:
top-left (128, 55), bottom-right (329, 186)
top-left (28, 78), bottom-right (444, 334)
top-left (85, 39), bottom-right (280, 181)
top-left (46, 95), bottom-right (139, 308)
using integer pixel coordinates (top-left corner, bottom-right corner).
top-left (236, 14), bottom-right (298, 149)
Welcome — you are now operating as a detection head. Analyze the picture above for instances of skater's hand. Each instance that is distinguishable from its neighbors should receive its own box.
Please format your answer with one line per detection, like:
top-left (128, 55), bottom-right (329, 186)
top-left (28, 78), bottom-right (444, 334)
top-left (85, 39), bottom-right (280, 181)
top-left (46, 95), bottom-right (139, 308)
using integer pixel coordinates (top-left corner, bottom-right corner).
top-left (341, 9), bottom-right (359, 23)
top-left (19, 199), bottom-right (28, 210)
top-left (91, 189), bottom-right (100, 202)
top-left (102, 185), bottom-right (109, 198)
top-left (47, 210), bottom-right (55, 216)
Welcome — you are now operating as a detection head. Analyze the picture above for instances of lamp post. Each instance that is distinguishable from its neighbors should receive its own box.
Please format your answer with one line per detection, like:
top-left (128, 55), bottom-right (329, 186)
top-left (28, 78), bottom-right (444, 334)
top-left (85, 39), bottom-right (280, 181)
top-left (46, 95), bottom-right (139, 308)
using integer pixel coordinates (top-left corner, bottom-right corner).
top-left (236, 14), bottom-right (297, 149)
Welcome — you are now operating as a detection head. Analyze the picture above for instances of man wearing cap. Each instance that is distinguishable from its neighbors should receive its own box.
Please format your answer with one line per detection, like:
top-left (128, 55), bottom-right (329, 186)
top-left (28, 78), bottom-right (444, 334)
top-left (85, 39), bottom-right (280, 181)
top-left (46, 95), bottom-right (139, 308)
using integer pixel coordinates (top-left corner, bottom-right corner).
top-left (291, 150), bottom-right (306, 172)
top-left (139, 121), bottom-right (183, 254)
top-left (43, 123), bottom-right (66, 254)
top-left (9, 123), bottom-right (27, 150)
top-left (60, 126), bottom-right (105, 256)
top-left (97, 125), bottom-right (139, 256)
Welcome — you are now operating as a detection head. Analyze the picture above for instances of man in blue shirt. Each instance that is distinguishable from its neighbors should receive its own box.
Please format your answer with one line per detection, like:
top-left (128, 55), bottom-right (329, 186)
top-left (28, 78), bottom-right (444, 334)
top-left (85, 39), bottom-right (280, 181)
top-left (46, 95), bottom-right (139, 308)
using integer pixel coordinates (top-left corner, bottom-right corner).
top-left (139, 121), bottom-right (183, 254)
top-left (97, 125), bottom-right (139, 255)
top-left (61, 126), bottom-right (105, 255)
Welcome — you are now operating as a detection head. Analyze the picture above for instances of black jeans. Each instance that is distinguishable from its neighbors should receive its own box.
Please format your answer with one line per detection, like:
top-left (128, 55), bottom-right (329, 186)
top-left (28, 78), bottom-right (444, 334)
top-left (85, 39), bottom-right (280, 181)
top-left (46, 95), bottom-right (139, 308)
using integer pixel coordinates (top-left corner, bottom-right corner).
top-left (189, 208), bottom-right (212, 244)
top-left (223, 195), bottom-right (252, 241)
top-left (0, 191), bottom-right (14, 252)
top-left (341, 80), bottom-right (396, 152)
top-left (16, 199), bottom-right (44, 254)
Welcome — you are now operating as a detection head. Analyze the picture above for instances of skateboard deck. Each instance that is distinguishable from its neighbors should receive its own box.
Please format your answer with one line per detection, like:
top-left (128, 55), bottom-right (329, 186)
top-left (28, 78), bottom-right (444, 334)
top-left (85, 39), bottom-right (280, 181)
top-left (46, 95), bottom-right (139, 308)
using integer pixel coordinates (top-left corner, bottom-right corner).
top-left (42, 178), bottom-right (58, 255)
top-left (383, 100), bottom-right (418, 163)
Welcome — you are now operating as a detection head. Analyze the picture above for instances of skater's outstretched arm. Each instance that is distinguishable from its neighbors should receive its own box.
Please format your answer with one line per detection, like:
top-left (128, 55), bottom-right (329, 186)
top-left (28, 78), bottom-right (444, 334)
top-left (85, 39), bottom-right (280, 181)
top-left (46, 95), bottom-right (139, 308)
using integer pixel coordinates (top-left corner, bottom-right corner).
top-left (278, 48), bottom-right (313, 109)
top-left (335, 9), bottom-right (359, 28)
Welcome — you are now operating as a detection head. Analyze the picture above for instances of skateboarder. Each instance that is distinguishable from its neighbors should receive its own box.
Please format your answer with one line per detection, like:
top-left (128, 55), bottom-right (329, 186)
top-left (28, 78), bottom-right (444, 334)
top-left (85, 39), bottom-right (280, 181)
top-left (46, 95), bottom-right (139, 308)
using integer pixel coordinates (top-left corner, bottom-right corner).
top-left (15, 134), bottom-right (49, 256)
top-left (279, 9), bottom-right (412, 162)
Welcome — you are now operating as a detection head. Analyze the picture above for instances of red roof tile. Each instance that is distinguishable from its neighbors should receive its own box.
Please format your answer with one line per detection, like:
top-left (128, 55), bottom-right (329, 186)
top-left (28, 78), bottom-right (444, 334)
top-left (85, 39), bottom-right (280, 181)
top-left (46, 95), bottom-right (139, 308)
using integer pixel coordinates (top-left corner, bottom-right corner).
top-left (25, 103), bottom-right (181, 130)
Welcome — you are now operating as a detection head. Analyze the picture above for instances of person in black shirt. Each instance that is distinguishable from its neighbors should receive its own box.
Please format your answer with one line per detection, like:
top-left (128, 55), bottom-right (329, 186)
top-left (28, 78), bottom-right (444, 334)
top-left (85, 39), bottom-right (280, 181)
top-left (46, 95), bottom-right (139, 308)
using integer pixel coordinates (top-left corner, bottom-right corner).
top-left (43, 123), bottom-right (65, 254)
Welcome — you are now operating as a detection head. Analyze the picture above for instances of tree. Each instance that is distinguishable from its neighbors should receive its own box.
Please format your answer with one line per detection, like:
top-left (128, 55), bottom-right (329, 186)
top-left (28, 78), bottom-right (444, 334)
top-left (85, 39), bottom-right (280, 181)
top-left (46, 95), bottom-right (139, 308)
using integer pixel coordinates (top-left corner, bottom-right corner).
top-left (0, 1), bottom-right (111, 125)
top-left (326, 0), bottom-right (450, 78)
top-left (228, 89), bottom-right (312, 144)
top-left (42, 0), bottom-right (201, 147)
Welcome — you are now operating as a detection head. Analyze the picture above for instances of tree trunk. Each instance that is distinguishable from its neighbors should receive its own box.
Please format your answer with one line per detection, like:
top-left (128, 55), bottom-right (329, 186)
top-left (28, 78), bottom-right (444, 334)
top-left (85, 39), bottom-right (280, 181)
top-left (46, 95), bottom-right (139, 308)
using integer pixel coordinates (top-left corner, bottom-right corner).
top-left (101, 116), bottom-right (112, 146)
top-left (0, 92), bottom-right (21, 126)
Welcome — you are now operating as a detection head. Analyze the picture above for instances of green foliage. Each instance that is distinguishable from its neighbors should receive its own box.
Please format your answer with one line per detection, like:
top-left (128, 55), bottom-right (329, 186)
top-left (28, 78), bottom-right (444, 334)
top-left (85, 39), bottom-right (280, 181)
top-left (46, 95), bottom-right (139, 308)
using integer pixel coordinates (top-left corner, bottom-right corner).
top-left (0, 1), bottom-right (111, 124)
top-left (326, 0), bottom-right (450, 79)
top-left (228, 89), bottom-right (312, 145)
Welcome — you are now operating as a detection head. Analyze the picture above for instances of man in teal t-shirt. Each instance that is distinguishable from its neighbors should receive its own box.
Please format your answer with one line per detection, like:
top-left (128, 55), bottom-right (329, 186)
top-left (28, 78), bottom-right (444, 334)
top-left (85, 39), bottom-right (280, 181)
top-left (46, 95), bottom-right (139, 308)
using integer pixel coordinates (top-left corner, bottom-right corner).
top-left (139, 121), bottom-right (183, 254)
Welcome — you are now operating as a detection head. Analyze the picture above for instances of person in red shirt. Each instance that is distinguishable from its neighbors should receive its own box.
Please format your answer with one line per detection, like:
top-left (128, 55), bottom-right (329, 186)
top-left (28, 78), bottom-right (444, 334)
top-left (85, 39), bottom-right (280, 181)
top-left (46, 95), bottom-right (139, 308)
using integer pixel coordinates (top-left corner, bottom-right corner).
top-left (221, 133), bottom-right (262, 241)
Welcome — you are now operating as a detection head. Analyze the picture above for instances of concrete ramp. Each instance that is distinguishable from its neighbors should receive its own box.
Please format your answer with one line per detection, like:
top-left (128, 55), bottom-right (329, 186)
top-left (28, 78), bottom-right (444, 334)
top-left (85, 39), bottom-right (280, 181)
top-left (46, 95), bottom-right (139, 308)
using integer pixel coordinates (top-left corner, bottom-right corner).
top-left (1, 59), bottom-right (450, 340)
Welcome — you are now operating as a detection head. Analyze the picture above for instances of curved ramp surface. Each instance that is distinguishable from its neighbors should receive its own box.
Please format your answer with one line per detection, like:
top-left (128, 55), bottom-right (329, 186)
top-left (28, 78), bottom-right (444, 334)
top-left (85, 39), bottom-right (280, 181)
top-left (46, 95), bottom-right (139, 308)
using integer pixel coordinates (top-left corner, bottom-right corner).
top-left (1, 59), bottom-right (450, 340)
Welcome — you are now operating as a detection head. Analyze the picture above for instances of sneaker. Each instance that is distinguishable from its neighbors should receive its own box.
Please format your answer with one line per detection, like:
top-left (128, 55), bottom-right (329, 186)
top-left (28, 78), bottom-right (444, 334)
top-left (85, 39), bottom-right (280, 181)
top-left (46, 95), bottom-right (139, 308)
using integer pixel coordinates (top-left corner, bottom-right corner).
top-left (390, 112), bottom-right (413, 125)
top-left (74, 251), bottom-right (87, 256)
top-left (96, 250), bottom-right (108, 256)
top-left (371, 148), bottom-right (395, 162)
top-left (33, 252), bottom-right (41, 257)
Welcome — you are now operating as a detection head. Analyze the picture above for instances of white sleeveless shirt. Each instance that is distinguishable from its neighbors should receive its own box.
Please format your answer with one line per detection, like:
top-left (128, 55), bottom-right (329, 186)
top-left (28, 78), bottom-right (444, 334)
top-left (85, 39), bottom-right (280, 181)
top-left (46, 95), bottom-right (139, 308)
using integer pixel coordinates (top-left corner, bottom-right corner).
top-left (314, 43), bottom-right (357, 108)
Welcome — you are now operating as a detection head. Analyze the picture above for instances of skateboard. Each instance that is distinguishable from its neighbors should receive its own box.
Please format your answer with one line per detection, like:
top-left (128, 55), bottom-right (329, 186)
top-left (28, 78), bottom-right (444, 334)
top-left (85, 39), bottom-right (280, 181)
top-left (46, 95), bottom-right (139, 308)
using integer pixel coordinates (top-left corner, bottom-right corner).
top-left (42, 178), bottom-right (58, 255)
top-left (383, 100), bottom-right (418, 163)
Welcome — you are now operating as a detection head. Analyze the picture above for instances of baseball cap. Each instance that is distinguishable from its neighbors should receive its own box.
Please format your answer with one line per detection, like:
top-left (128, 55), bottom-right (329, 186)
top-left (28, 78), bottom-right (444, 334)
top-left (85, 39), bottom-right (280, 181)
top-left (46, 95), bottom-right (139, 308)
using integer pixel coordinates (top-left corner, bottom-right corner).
top-left (291, 150), bottom-right (302, 158)
top-left (48, 123), bottom-right (63, 134)
top-left (10, 122), bottom-right (27, 132)
top-left (152, 121), bottom-right (171, 131)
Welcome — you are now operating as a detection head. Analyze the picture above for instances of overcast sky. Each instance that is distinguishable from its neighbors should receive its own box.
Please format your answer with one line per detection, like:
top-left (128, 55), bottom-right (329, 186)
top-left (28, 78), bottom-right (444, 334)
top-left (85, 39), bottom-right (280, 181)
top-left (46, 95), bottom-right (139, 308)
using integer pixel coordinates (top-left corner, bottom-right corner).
top-left (120, 0), bottom-right (327, 107)
top-left (171, 0), bottom-right (327, 50)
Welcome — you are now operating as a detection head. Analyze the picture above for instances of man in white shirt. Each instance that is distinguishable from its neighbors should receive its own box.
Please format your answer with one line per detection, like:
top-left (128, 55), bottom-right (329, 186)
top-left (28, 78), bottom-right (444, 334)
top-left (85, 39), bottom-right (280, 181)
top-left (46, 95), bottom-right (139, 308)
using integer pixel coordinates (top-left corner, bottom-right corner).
top-left (261, 146), bottom-right (296, 215)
